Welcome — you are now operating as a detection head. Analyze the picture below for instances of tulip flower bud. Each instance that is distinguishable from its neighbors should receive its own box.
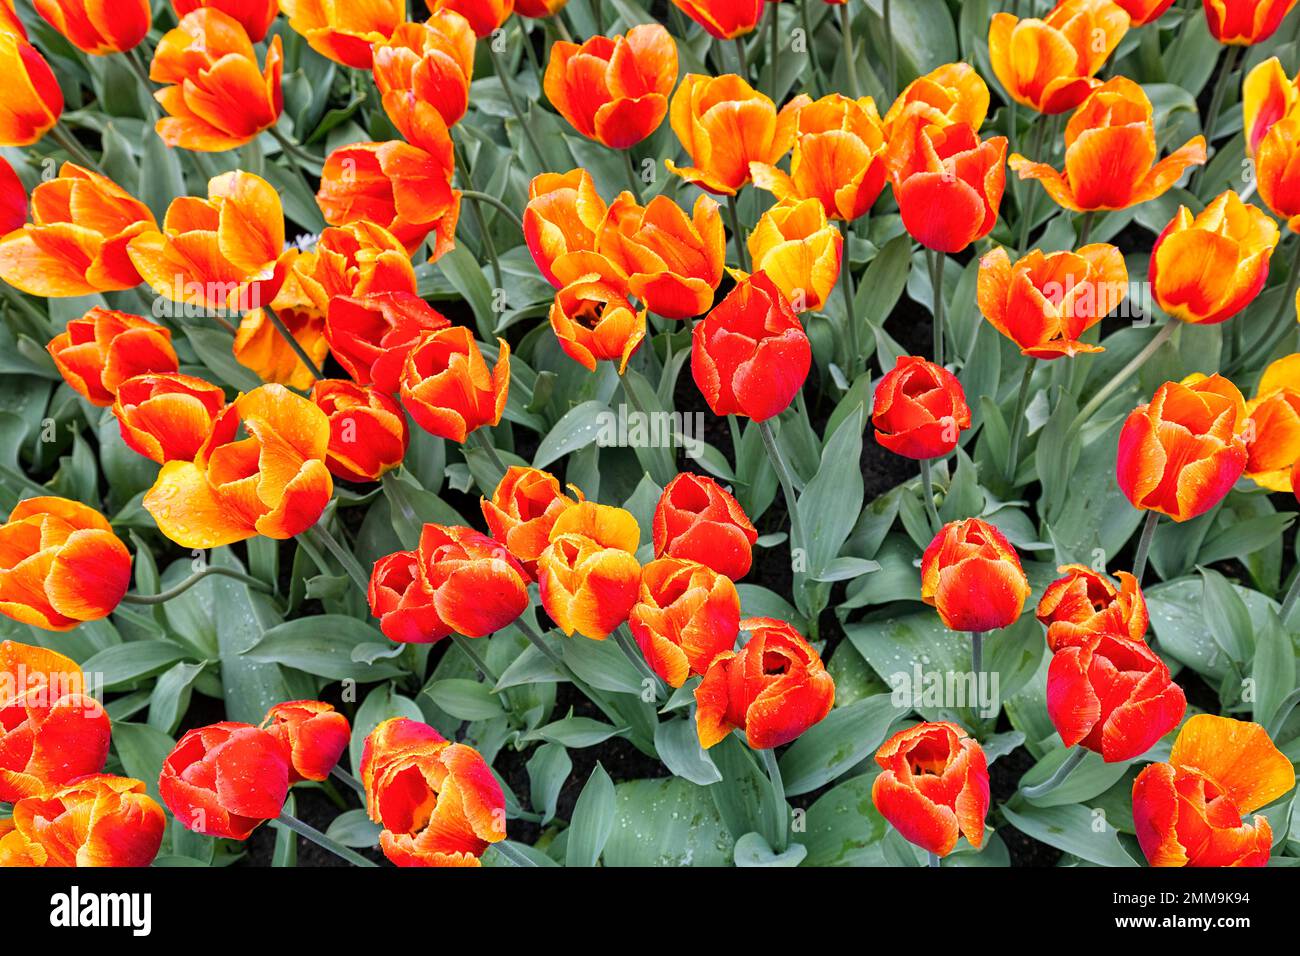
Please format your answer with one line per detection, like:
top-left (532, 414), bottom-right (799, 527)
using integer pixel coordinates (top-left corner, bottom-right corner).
top-left (669, 0), bottom-right (764, 39)
top-left (0, 774), bottom-right (165, 867)
top-left (882, 63), bottom-right (990, 137)
top-left (746, 198), bottom-right (843, 313)
top-left (652, 473), bottom-right (758, 581)
top-left (373, 14), bottom-right (476, 135)
top-left (1113, 0), bottom-right (1177, 25)
top-left (629, 558), bottom-right (741, 687)
top-left (427, 0), bottom-right (514, 38)
top-left (282, 0), bottom-right (405, 68)
top-left (327, 292), bottom-right (451, 393)
top-left (36, 0), bottom-right (151, 55)
top-left (1036, 565), bottom-right (1149, 652)
top-left (399, 327), bottom-right (510, 443)
top-left (112, 372), bottom-right (229, 464)
top-left (0, 158), bottom-right (24, 235)
top-left (921, 518), bottom-right (1031, 633)
top-left (549, 264), bottom-right (647, 373)
top-left (159, 722), bottom-right (290, 839)
top-left (1204, 0), bottom-right (1299, 45)
top-left (47, 307), bottom-right (179, 407)
top-left (261, 701), bottom-right (351, 784)
top-left (538, 502), bottom-right (642, 639)
top-left (172, 0), bottom-right (281, 42)
top-left (524, 169), bottom-right (609, 289)
top-left (0, 31), bottom-right (61, 147)
top-left (872, 355), bottom-right (971, 460)
top-left (1244, 355), bottom-right (1300, 491)
top-left (295, 223), bottom-right (419, 317)
top-left (1243, 56), bottom-right (1299, 156)
top-left (517, 0), bottom-right (566, 14)
top-left (311, 379), bottom-right (409, 483)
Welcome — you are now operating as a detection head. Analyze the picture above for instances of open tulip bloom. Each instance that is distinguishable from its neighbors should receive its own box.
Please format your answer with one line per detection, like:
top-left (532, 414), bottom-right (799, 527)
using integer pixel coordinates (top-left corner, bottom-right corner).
top-left (3, 0), bottom-right (1300, 897)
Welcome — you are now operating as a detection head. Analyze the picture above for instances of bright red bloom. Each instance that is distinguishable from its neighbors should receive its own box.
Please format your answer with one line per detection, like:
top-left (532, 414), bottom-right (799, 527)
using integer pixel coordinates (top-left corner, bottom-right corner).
top-left (35, 0), bottom-right (151, 55)
top-left (652, 473), bottom-right (758, 581)
top-left (691, 272), bottom-right (811, 422)
top-left (1046, 633), bottom-right (1186, 761)
top-left (399, 327), bottom-right (510, 443)
top-left (695, 617), bottom-right (834, 749)
top-left (0, 157), bottom-right (26, 236)
top-left (921, 518), bottom-right (1031, 633)
top-left (482, 466), bottom-right (582, 576)
top-left (293, 222), bottom-right (418, 317)
top-left (172, 0), bottom-right (281, 42)
top-left (281, 0), bottom-right (404, 68)
top-left (1203, 0), bottom-right (1299, 44)
top-left (0, 774), bottom-right (165, 867)
top-left (871, 721), bottom-right (990, 857)
top-left (260, 700), bottom-right (351, 784)
top-left (373, 13), bottom-right (476, 133)
top-left (112, 373), bottom-right (228, 465)
top-left (326, 292), bottom-right (451, 393)
top-left (158, 722), bottom-right (289, 839)
top-left (310, 379), bottom-right (409, 483)
top-left (670, 0), bottom-right (764, 39)
top-left (0, 31), bottom-right (61, 147)
top-left (1114, 0), bottom-right (1178, 25)
top-left (47, 307), bottom-right (178, 407)
top-left (1036, 565), bottom-right (1149, 652)
top-left (427, 0), bottom-right (513, 38)
top-left (629, 558), bottom-right (740, 688)
top-left (872, 355), bottom-right (971, 460)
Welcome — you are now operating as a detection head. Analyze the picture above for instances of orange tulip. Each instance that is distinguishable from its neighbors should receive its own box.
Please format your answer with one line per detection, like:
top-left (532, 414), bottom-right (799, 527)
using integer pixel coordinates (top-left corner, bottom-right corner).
top-left (0, 774), bottom-right (165, 867)
top-left (112, 372), bottom-right (228, 464)
top-left (326, 291), bottom-right (449, 393)
top-left (373, 14), bottom-right (476, 135)
top-left (281, 0), bottom-right (404, 68)
top-left (0, 157), bottom-right (23, 236)
top-left (36, 0), bottom-right (150, 53)
top-left (745, 198), bottom-right (843, 313)
top-left (233, 264), bottom-right (329, 391)
top-left (670, 0), bottom-right (764, 38)
top-left (872, 355), bottom-right (971, 460)
top-left (886, 115), bottom-right (1007, 253)
top-left (0, 163), bottom-right (155, 297)
top-left (172, 0), bottom-right (281, 42)
top-left (751, 93), bottom-right (888, 222)
top-left (517, 0), bottom-right (566, 15)
top-left (1204, 0), bottom-right (1299, 44)
top-left (1243, 56), bottom-right (1299, 155)
top-left (1133, 715), bottom-right (1295, 867)
top-left (294, 222), bottom-right (418, 316)
top-left (317, 137), bottom-right (460, 260)
top-left (1114, 0), bottom-right (1178, 25)
top-left (0, 498), bottom-right (131, 633)
top-left (158, 722), bottom-right (289, 839)
top-left (482, 465), bottom-right (582, 576)
top-left (0, 31), bottom-right (61, 147)
top-left (361, 717), bottom-right (506, 867)
top-left (524, 169), bottom-right (609, 289)
top-left (0, 0), bottom-right (24, 37)
top-left (150, 9), bottom-right (283, 152)
top-left (977, 244), bottom-right (1128, 358)
top-left (1010, 77), bottom-right (1207, 213)
top-left (399, 327), bottom-right (509, 443)
top-left (628, 557), bottom-right (740, 687)
top-left (545, 24), bottom-right (678, 150)
top-left (47, 307), bottom-right (179, 407)
top-left (989, 0), bottom-right (1130, 114)
top-left (143, 384), bottom-right (333, 548)
top-left (538, 501), bottom-right (642, 639)
top-left (921, 518), bottom-right (1031, 633)
top-left (883, 62), bottom-right (990, 136)
top-left (653, 472), bottom-right (757, 581)
top-left (549, 261), bottom-right (647, 373)
top-left (260, 700), bottom-right (351, 784)
top-left (1243, 354), bottom-right (1300, 491)
top-left (128, 171), bottom-right (290, 315)
top-left (1036, 564), bottom-right (1149, 652)
top-left (695, 617), bottom-right (835, 749)
top-left (667, 73), bottom-right (809, 195)
top-left (1252, 111), bottom-right (1300, 230)
top-left (427, 0), bottom-right (513, 38)
top-left (0, 642), bottom-right (110, 802)
top-left (1116, 375), bottom-right (1248, 521)
top-left (310, 378), bottom-right (409, 483)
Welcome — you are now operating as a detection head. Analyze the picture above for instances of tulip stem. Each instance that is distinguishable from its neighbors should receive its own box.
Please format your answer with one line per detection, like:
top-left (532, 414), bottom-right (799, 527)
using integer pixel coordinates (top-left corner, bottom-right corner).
top-left (121, 566), bottom-right (273, 604)
top-left (124, 48), bottom-right (160, 119)
top-left (726, 191), bottom-right (750, 272)
top-left (970, 630), bottom-right (984, 677)
top-left (1005, 358), bottom-right (1037, 483)
top-left (620, 149), bottom-right (644, 204)
top-left (1076, 210), bottom-right (1095, 247)
top-left (305, 523), bottom-right (371, 594)
top-left (459, 190), bottom-right (526, 233)
top-left (1228, 239), bottom-right (1300, 374)
top-left (1266, 687), bottom-right (1300, 739)
top-left (800, 0), bottom-right (825, 97)
top-left (275, 811), bottom-right (378, 867)
top-left (491, 840), bottom-right (538, 867)
top-left (928, 249), bottom-right (946, 366)
top-left (1280, 571), bottom-right (1300, 626)
top-left (1191, 44), bottom-right (1242, 193)
top-left (489, 43), bottom-right (548, 171)
top-left (840, 3), bottom-right (861, 99)
top-left (882, 0), bottom-right (895, 99)
top-left (1021, 747), bottom-right (1087, 799)
top-left (757, 419), bottom-right (807, 578)
top-left (758, 747), bottom-right (789, 852)
top-left (928, 851), bottom-right (941, 868)
top-left (451, 633), bottom-right (500, 683)
top-left (767, 1), bottom-right (781, 97)
top-left (470, 427), bottom-right (510, 484)
top-left (267, 125), bottom-right (322, 170)
top-left (1131, 510), bottom-right (1160, 585)
top-left (513, 615), bottom-right (629, 728)
top-left (454, 139), bottom-right (503, 290)
top-left (840, 243), bottom-right (862, 378)
top-left (330, 765), bottom-right (367, 800)
top-left (919, 458), bottom-right (942, 535)
top-left (615, 624), bottom-right (665, 699)
top-left (1072, 321), bottom-right (1177, 427)
top-left (49, 122), bottom-right (101, 173)
top-left (734, 35), bottom-right (750, 82)
top-left (264, 306), bottom-right (324, 380)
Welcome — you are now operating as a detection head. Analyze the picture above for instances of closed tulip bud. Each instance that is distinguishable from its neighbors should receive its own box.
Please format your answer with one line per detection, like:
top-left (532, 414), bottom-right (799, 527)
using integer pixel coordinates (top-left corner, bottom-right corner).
top-left (752, 93), bottom-right (888, 222)
top-left (549, 263), bottom-right (646, 373)
top-left (989, 0), bottom-right (1130, 114)
top-left (0, 31), bottom-right (61, 147)
top-left (668, 73), bottom-right (809, 195)
top-left (1133, 715), bottom-right (1295, 867)
top-left (327, 292), bottom-right (450, 392)
top-left (1047, 633), bottom-right (1186, 761)
top-left (886, 115), bottom-right (1008, 253)
top-left (428, 0), bottom-right (513, 37)
top-left (233, 265), bottom-right (329, 391)
top-left (482, 466), bottom-right (582, 576)
top-left (151, 10), bottom-right (284, 152)
top-left (0, 642), bottom-right (111, 801)
top-left (0, 158), bottom-right (24, 235)
top-left (921, 518), bottom-right (1031, 632)
top-left (144, 384), bottom-right (333, 547)
top-left (539, 502), bottom-right (642, 639)
top-left (517, 0), bottom-right (566, 14)
top-left (653, 473), bottom-right (758, 581)
top-left (691, 272), bottom-right (811, 421)
top-left (159, 722), bottom-right (289, 839)
top-left (172, 0), bottom-right (280, 42)
top-left (872, 355), bottom-right (971, 460)
top-left (294, 222), bottom-right (419, 317)
top-left (361, 717), bottom-right (506, 866)
top-left (318, 137), bottom-right (460, 260)
top-left (0, 163), bottom-right (155, 297)
top-left (629, 558), bottom-right (740, 687)
top-left (670, 0), bottom-right (764, 38)
top-left (399, 327), bottom-right (510, 443)
top-left (596, 192), bottom-right (726, 319)
top-left (1250, 110), bottom-right (1300, 230)
top-left (260, 701), bottom-right (351, 784)
top-left (1244, 354), bottom-right (1300, 491)
top-left (883, 62), bottom-right (990, 137)
top-left (977, 244), bottom-right (1128, 358)
top-left (1010, 77), bottom-right (1206, 213)
top-left (1036, 565), bottom-right (1149, 652)
top-left (311, 379), bottom-right (409, 483)
top-left (871, 721), bottom-right (990, 857)
top-left (373, 14), bottom-right (476, 134)
top-left (1151, 192), bottom-right (1278, 325)
top-left (524, 169), bottom-right (609, 289)
top-left (36, 0), bottom-right (150, 53)
top-left (0, 774), bottom-right (165, 867)
top-left (1116, 375), bottom-right (1248, 521)
top-left (545, 24), bottom-right (678, 150)
top-left (746, 198), bottom-right (843, 313)
top-left (47, 307), bottom-right (179, 407)
top-left (1113, 0), bottom-right (1178, 25)
top-left (112, 373), bottom-right (228, 465)
top-left (1204, 0), bottom-right (1299, 44)
top-left (129, 171), bottom-right (290, 314)
top-left (1243, 57), bottom-right (1299, 156)
top-left (695, 617), bottom-right (834, 749)
top-left (281, 0), bottom-right (404, 68)
top-left (0, 498), bottom-right (131, 632)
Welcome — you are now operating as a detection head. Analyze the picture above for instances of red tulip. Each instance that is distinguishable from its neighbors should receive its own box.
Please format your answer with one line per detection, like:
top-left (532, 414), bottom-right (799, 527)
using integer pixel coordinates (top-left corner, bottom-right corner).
top-left (872, 355), bottom-right (971, 460)
top-left (652, 472), bottom-right (758, 581)
top-left (260, 700), bottom-right (351, 784)
top-left (158, 722), bottom-right (290, 839)
top-left (921, 518), bottom-right (1031, 632)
